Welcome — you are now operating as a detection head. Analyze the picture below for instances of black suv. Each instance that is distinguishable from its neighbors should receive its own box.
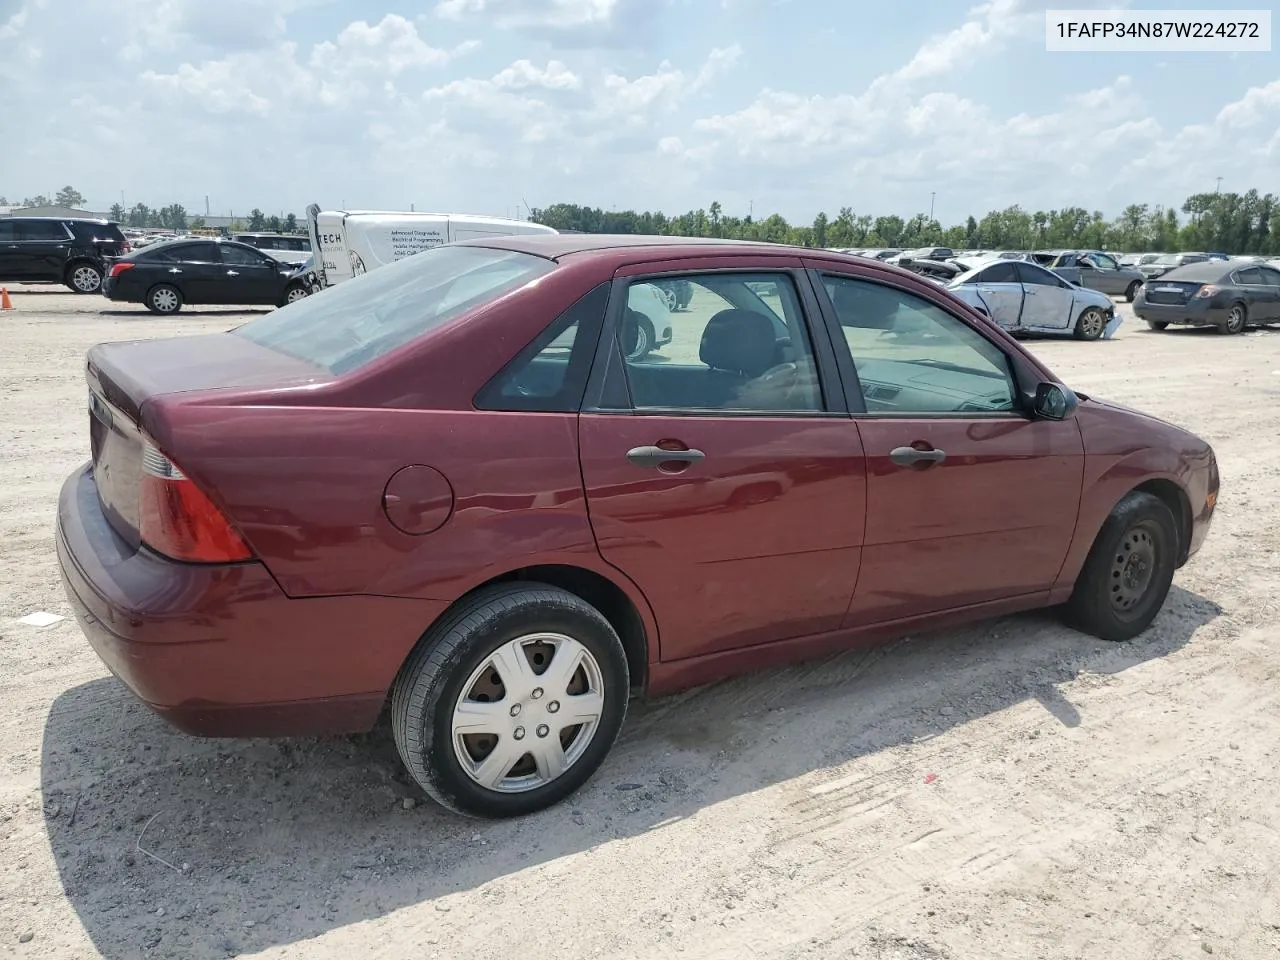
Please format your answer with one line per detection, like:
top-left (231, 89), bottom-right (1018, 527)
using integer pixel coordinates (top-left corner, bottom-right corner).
top-left (0, 217), bottom-right (130, 293)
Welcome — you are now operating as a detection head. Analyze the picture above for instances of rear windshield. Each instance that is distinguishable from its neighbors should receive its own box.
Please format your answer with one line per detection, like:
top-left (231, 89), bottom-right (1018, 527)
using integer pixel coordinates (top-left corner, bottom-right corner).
top-left (233, 245), bottom-right (554, 374)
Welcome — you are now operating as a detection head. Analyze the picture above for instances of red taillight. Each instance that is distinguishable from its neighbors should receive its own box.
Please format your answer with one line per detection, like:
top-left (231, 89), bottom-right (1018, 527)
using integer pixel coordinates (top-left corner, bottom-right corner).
top-left (139, 439), bottom-right (253, 563)
top-left (108, 262), bottom-right (135, 279)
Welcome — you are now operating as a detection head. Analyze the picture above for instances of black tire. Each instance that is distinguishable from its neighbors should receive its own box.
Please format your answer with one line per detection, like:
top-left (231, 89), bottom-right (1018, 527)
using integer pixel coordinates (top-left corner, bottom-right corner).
top-left (1073, 306), bottom-right (1106, 341)
top-left (1125, 280), bottom-right (1141, 302)
top-left (280, 282), bottom-right (309, 307)
top-left (391, 582), bottom-right (630, 819)
top-left (1146, 320), bottom-right (1169, 331)
top-left (1063, 491), bottom-right (1178, 642)
top-left (65, 261), bottom-right (103, 294)
top-left (1218, 302), bottom-right (1246, 335)
top-left (145, 284), bottom-right (183, 315)
top-left (624, 315), bottom-right (655, 361)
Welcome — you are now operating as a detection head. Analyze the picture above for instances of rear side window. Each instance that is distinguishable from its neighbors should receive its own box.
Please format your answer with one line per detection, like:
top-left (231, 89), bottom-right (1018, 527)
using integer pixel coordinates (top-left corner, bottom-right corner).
top-left (0, 222), bottom-right (14, 242)
top-left (18, 220), bottom-right (68, 241)
top-left (68, 221), bottom-right (126, 243)
top-left (1234, 268), bottom-right (1262, 285)
top-left (234, 245), bottom-right (554, 374)
top-left (147, 242), bottom-right (218, 263)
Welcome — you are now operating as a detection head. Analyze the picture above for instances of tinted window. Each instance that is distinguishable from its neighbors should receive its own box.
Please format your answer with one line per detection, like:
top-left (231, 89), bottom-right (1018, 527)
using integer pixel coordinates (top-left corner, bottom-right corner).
top-left (823, 275), bottom-right (1017, 415)
top-left (235, 245), bottom-right (554, 374)
top-left (148, 242), bottom-right (218, 263)
top-left (1015, 261), bottom-right (1066, 287)
top-left (68, 221), bottom-right (126, 243)
top-left (18, 220), bottom-right (68, 241)
top-left (0, 222), bottom-right (14, 242)
top-left (1233, 267), bottom-right (1263, 285)
top-left (1257, 267), bottom-right (1280, 287)
top-left (974, 262), bottom-right (1018, 283)
top-left (475, 283), bottom-right (610, 412)
top-left (1087, 253), bottom-right (1119, 269)
top-left (219, 243), bottom-right (272, 266)
top-left (621, 273), bottom-right (823, 413)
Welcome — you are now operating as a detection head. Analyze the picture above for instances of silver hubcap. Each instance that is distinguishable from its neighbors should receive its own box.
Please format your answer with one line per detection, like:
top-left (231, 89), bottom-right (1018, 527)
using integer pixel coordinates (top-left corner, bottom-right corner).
top-left (1228, 308), bottom-right (1244, 331)
top-left (626, 323), bottom-right (651, 361)
top-left (451, 633), bottom-right (604, 794)
top-left (1081, 310), bottom-right (1103, 338)
top-left (286, 287), bottom-right (307, 302)
top-left (153, 289), bottom-right (178, 312)
top-left (73, 266), bottom-right (100, 291)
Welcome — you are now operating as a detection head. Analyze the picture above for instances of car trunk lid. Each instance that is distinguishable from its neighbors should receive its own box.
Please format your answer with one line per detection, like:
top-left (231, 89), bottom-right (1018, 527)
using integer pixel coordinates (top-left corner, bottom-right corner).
top-left (1144, 281), bottom-right (1203, 305)
top-left (86, 333), bottom-right (329, 548)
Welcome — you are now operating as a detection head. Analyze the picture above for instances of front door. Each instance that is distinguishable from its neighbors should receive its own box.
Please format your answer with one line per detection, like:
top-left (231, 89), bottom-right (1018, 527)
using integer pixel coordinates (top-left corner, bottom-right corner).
top-left (578, 266), bottom-right (867, 661)
top-left (809, 269), bottom-right (1084, 625)
top-left (1256, 265), bottom-right (1280, 321)
top-left (1016, 260), bottom-right (1077, 332)
top-left (216, 243), bottom-right (283, 305)
top-left (14, 219), bottom-right (73, 282)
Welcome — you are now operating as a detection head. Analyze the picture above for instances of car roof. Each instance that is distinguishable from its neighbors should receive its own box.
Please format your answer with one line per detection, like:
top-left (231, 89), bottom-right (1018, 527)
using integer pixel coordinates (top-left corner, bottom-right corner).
top-left (452, 233), bottom-right (796, 260)
top-left (1157, 261), bottom-right (1235, 282)
top-left (0, 216), bottom-right (114, 224)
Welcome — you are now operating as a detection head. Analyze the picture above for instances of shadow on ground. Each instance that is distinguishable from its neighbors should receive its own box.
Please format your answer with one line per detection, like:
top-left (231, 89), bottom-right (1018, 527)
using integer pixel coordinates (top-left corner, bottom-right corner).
top-left (42, 585), bottom-right (1221, 958)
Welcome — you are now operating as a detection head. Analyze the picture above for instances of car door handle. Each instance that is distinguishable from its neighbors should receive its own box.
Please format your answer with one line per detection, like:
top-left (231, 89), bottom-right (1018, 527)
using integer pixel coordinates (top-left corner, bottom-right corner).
top-left (168, 267), bottom-right (183, 274)
top-left (889, 445), bottom-right (946, 467)
top-left (226, 270), bottom-right (239, 276)
top-left (626, 445), bottom-right (705, 467)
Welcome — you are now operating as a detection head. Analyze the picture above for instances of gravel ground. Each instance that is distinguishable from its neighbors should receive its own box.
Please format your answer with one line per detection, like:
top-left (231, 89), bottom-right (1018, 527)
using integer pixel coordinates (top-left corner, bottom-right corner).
top-left (2, 283), bottom-right (1279, 960)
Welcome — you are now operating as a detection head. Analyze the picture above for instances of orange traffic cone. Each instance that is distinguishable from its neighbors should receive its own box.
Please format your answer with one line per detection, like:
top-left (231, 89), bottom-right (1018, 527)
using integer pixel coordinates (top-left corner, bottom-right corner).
top-left (0, 288), bottom-right (11, 311)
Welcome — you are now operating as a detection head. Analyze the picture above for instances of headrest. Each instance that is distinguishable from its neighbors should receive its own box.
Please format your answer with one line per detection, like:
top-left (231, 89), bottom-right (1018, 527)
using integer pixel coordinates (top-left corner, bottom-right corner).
top-left (699, 309), bottom-right (778, 377)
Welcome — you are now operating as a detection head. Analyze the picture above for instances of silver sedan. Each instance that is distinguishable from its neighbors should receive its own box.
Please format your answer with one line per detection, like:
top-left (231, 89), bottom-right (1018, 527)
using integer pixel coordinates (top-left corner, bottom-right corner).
top-left (947, 258), bottom-right (1120, 340)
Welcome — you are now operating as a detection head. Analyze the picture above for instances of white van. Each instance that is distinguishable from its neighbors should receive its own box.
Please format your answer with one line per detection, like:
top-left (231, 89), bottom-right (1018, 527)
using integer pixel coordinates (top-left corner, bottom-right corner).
top-left (305, 204), bottom-right (558, 288)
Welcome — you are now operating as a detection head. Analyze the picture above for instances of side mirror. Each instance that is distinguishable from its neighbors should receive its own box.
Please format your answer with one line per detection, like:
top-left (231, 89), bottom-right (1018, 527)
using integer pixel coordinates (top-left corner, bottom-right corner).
top-left (1033, 382), bottom-right (1078, 421)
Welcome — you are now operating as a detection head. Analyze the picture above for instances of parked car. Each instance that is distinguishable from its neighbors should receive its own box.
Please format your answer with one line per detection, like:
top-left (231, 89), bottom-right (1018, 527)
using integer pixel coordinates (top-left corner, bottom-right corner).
top-left (306, 203), bottom-right (557, 289)
top-left (858, 248), bottom-right (902, 261)
top-left (1044, 250), bottom-right (1147, 301)
top-left (0, 217), bottom-right (130, 293)
top-left (58, 236), bottom-right (1218, 818)
top-left (897, 246), bottom-right (954, 262)
top-left (948, 258), bottom-right (1118, 340)
top-left (1139, 252), bottom-right (1210, 282)
top-left (1134, 259), bottom-right (1280, 334)
top-left (1119, 253), bottom-right (1162, 268)
top-left (102, 237), bottom-right (315, 314)
top-left (232, 233), bottom-right (312, 266)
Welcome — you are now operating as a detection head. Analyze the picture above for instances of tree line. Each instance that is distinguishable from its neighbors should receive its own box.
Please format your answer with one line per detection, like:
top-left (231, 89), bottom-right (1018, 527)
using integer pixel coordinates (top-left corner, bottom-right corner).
top-left (1, 185), bottom-right (300, 234)
top-left (530, 188), bottom-right (1280, 256)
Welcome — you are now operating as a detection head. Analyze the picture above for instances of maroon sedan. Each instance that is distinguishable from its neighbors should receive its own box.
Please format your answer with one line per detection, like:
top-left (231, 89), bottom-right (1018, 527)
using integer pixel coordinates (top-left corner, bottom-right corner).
top-left (56, 235), bottom-right (1218, 818)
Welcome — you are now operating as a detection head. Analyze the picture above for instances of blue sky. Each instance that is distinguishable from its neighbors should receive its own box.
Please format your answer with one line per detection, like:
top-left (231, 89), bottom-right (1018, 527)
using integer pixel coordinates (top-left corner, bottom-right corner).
top-left (1, 0), bottom-right (1276, 225)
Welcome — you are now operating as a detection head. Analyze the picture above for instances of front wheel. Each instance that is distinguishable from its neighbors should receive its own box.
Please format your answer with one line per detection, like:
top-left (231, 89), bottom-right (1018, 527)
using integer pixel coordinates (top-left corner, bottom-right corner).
top-left (391, 583), bottom-right (630, 818)
top-left (1074, 306), bottom-right (1106, 341)
top-left (1218, 302), bottom-right (1246, 335)
top-left (281, 283), bottom-right (309, 306)
top-left (1125, 280), bottom-right (1141, 302)
top-left (1062, 491), bottom-right (1178, 642)
top-left (145, 284), bottom-right (183, 315)
top-left (624, 316), bottom-right (655, 361)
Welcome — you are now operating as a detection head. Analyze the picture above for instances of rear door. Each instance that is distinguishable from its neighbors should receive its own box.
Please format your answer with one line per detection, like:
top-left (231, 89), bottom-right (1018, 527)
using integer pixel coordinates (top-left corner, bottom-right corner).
top-left (15, 219), bottom-right (72, 281)
top-left (0, 220), bottom-right (23, 280)
top-left (807, 266), bottom-right (1084, 624)
top-left (1255, 266), bottom-right (1280, 321)
top-left (1015, 260), bottom-right (1076, 332)
top-left (1232, 267), bottom-right (1272, 322)
top-left (154, 241), bottom-right (222, 303)
top-left (966, 260), bottom-right (1023, 329)
top-left (577, 260), bottom-right (867, 662)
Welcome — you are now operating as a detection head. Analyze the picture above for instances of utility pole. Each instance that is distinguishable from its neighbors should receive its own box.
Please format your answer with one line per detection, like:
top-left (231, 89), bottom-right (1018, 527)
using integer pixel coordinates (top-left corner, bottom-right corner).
top-left (1214, 177), bottom-right (1222, 194)
top-left (929, 192), bottom-right (936, 220)
top-left (205, 195), bottom-right (210, 216)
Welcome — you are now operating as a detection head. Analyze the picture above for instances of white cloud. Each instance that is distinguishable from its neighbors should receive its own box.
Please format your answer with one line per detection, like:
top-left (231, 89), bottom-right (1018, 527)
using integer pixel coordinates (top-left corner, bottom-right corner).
top-left (492, 59), bottom-right (582, 90)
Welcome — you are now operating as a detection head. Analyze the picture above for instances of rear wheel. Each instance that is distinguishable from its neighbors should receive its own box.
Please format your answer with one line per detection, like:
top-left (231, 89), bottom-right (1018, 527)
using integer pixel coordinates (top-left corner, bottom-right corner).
top-left (146, 284), bottom-right (182, 315)
top-left (391, 583), bottom-right (630, 818)
top-left (66, 262), bottom-right (103, 294)
top-left (624, 315), bottom-right (655, 361)
top-left (1125, 280), bottom-right (1141, 302)
top-left (1063, 491), bottom-right (1178, 642)
top-left (1145, 320), bottom-right (1169, 331)
top-left (1073, 306), bottom-right (1106, 341)
top-left (1218, 302), bottom-right (1246, 335)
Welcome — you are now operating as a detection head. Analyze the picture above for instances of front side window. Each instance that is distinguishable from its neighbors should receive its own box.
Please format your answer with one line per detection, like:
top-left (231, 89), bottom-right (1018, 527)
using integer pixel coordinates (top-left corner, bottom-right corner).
top-left (822, 275), bottom-right (1017, 415)
top-left (620, 272), bottom-right (823, 413)
top-left (1257, 267), bottom-right (1280, 287)
top-left (0, 222), bottom-right (15, 242)
top-left (973, 261), bottom-right (1018, 284)
top-left (1088, 253), bottom-right (1120, 269)
top-left (219, 244), bottom-right (272, 267)
top-left (234, 245), bottom-right (554, 374)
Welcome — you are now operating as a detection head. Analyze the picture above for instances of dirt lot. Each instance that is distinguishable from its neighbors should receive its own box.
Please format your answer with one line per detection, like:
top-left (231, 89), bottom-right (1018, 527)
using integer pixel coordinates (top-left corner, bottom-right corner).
top-left (2, 282), bottom-right (1279, 960)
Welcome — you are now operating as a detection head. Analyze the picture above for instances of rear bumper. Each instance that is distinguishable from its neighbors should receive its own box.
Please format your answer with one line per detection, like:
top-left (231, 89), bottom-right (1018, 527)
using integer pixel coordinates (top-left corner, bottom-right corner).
top-left (56, 464), bottom-right (446, 737)
top-left (1133, 301), bottom-right (1224, 326)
